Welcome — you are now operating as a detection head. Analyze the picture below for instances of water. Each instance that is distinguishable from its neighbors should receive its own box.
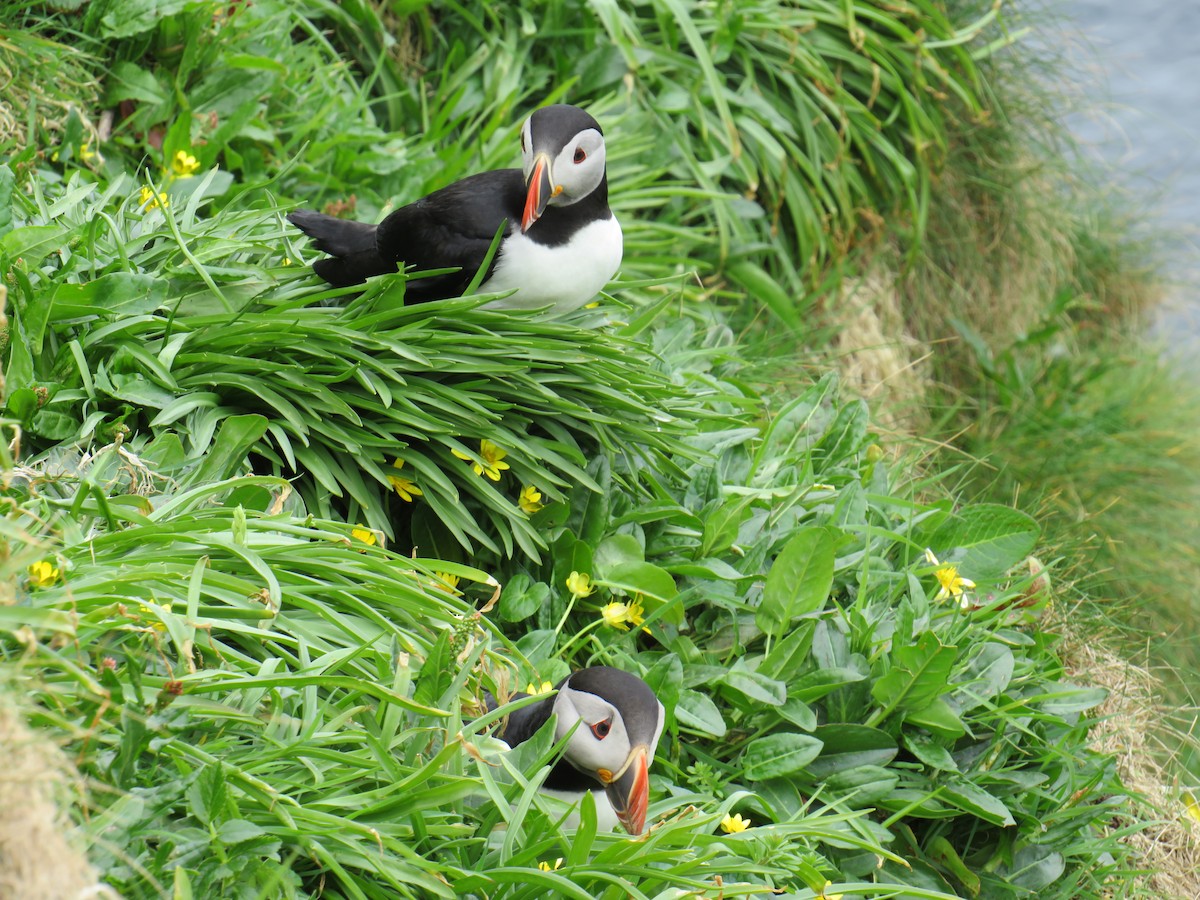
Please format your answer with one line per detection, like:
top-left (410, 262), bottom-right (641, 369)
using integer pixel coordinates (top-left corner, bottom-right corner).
top-left (1061, 0), bottom-right (1200, 357)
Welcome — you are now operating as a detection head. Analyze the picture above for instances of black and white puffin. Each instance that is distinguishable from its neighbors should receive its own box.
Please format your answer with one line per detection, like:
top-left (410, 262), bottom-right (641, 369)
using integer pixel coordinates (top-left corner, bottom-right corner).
top-left (493, 666), bottom-right (664, 835)
top-left (288, 104), bottom-right (622, 314)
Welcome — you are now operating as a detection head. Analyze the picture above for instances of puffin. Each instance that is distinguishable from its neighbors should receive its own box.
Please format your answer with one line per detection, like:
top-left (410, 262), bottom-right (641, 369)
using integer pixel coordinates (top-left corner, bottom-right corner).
top-left (288, 104), bottom-right (622, 314)
top-left (491, 666), bottom-right (664, 835)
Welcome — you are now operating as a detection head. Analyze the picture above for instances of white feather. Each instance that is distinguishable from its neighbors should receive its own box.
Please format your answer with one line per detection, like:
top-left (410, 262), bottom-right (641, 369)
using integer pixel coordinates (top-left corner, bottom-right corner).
top-left (479, 215), bottom-right (622, 313)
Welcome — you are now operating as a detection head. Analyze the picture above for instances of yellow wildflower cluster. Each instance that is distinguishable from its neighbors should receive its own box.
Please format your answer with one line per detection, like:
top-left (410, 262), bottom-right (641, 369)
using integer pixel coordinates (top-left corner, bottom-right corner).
top-left (137, 149), bottom-right (203, 212)
top-left (525, 680), bottom-right (554, 695)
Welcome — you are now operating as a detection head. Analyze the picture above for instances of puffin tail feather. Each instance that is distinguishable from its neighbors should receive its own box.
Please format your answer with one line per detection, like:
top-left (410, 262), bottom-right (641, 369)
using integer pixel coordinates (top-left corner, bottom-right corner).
top-left (288, 209), bottom-right (395, 286)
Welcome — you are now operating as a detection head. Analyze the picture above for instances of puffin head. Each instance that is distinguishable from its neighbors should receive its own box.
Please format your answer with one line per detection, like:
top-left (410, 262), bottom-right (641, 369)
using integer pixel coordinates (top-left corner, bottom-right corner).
top-left (519, 104), bottom-right (608, 233)
top-left (550, 666), bottom-right (664, 835)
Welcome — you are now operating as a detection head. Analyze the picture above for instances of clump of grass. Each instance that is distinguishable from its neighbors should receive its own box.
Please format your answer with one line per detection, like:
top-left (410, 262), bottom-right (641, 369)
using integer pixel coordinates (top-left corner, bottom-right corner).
top-left (0, 10), bottom-right (99, 154)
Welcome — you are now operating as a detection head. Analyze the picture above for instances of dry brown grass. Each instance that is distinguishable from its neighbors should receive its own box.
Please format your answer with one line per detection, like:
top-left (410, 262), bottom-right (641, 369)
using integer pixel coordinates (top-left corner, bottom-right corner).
top-left (1050, 607), bottom-right (1200, 900)
top-left (829, 266), bottom-right (934, 437)
top-left (0, 693), bottom-right (100, 900)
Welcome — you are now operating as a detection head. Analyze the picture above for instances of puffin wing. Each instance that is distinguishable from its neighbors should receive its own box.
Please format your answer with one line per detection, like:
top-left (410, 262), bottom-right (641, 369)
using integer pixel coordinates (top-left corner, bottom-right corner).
top-left (375, 169), bottom-right (524, 303)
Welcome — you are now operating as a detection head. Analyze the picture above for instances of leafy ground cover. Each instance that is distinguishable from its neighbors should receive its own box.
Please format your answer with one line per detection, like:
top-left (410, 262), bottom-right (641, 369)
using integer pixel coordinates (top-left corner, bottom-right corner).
top-left (0, 0), bottom-right (1187, 897)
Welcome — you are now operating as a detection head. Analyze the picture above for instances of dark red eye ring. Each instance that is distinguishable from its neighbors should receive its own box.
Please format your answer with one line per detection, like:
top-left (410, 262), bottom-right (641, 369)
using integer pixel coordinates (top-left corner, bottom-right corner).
top-left (590, 718), bottom-right (612, 740)
top-left (574, 147), bottom-right (587, 164)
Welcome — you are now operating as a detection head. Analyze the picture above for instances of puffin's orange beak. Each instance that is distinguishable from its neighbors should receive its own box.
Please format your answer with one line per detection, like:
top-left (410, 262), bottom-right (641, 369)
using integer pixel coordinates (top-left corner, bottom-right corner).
top-left (603, 746), bottom-right (650, 836)
top-left (522, 154), bottom-right (556, 232)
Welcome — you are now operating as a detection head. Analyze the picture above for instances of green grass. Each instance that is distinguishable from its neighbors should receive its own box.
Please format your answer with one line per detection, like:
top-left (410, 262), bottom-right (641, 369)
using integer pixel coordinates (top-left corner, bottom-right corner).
top-left (0, 0), bottom-right (1180, 896)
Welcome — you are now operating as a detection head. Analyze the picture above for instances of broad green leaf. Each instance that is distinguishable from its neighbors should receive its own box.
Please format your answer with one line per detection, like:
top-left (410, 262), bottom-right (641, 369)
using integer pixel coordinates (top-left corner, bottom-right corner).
top-left (804, 724), bottom-right (898, 778)
top-left (823, 764), bottom-right (899, 804)
top-left (719, 668), bottom-right (786, 707)
top-left (777, 697), bottom-right (817, 731)
top-left (216, 819), bottom-right (267, 844)
top-left (741, 732), bottom-right (823, 781)
top-left (905, 697), bottom-right (967, 739)
top-left (759, 620), bottom-right (816, 681)
top-left (950, 642), bottom-right (1014, 714)
top-left (870, 631), bottom-right (958, 721)
top-left (51, 273), bottom-right (167, 320)
top-left (941, 778), bottom-right (1015, 827)
top-left (727, 259), bottom-right (800, 329)
top-left (185, 764), bottom-right (226, 827)
top-left (515, 629), bottom-right (557, 665)
top-left (925, 503), bottom-right (1040, 580)
top-left (790, 666), bottom-right (866, 703)
top-left (0, 224), bottom-right (65, 266)
top-left (183, 414), bottom-right (268, 486)
top-left (592, 533), bottom-right (644, 577)
top-left (675, 689), bottom-right (726, 737)
top-left (1008, 844), bottom-right (1066, 890)
top-left (498, 574), bottom-right (548, 623)
top-left (1038, 684), bottom-right (1109, 717)
top-left (413, 630), bottom-right (453, 710)
top-left (927, 836), bottom-right (981, 896)
top-left (904, 733), bottom-right (959, 773)
top-left (642, 653), bottom-right (682, 723)
top-left (756, 526), bottom-right (836, 636)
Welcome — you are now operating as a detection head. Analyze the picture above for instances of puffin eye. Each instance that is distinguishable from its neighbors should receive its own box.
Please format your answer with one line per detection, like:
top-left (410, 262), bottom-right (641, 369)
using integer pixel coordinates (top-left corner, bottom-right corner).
top-left (573, 147), bottom-right (587, 164)
top-left (590, 718), bottom-right (612, 740)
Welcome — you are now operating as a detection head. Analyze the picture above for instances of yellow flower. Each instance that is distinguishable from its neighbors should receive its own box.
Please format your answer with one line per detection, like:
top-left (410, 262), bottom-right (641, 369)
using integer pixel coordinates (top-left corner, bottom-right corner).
top-left (518, 484), bottom-right (544, 514)
top-left (526, 680), bottom-right (555, 695)
top-left (566, 571), bottom-right (593, 600)
top-left (27, 560), bottom-right (60, 588)
top-left (625, 596), bottom-right (647, 630)
top-left (452, 439), bottom-right (511, 481)
top-left (924, 548), bottom-right (975, 607)
top-left (171, 149), bottom-right (201, 177)
top-left (351, 525), bottom-right (377, 546)
top-left (1185, 791), bottom-right (1200, 825)
top-left (138, 186), bottom-right (169, 209)
top-left (818, 882), bottom-right (844, 900)
top-left (138, 600), bottom-right (172, 632)
top-left (537, 858), bottom-right (563, 871)
top-left (80, 141), bottom-right (98, 163)
top-left (433, 572), bottom-right (461, 595)
top-left (387, 458), bottom-right (423, 502)
top-left (720, 813), bottom-right (751, 834)
top-left (602, 601), bottom-right (631, 630)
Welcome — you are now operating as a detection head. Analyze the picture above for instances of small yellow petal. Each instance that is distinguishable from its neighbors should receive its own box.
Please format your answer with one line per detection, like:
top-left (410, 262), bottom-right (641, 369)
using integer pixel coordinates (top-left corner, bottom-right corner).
top-left (351, 526), bottom-right (377, 546)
